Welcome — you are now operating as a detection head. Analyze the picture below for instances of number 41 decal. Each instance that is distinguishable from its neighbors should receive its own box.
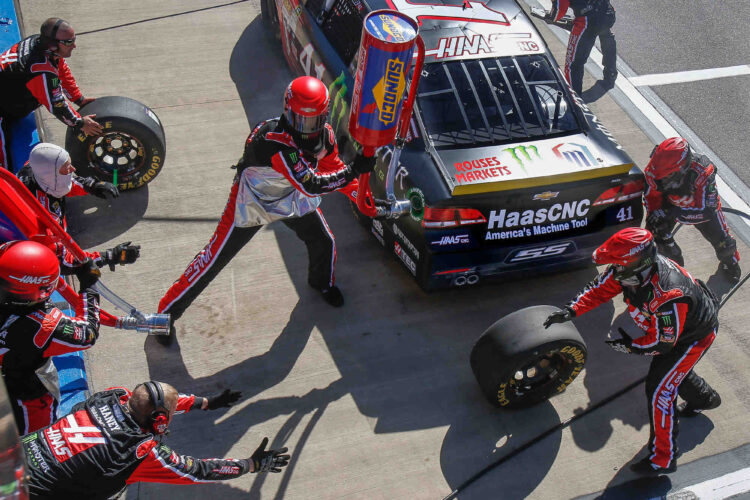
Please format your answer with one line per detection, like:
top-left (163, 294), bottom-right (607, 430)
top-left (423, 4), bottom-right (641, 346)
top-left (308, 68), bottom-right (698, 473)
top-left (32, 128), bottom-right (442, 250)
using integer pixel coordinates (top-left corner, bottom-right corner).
top-left (615, 206), bottom-right (634, 222)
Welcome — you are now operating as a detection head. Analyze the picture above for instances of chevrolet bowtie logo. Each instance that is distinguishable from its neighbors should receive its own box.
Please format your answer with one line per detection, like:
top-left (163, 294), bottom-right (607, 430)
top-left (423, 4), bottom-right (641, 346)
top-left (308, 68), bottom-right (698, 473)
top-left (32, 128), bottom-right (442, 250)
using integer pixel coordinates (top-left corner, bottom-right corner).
top-left (533, 191), bottom-right (559, 201)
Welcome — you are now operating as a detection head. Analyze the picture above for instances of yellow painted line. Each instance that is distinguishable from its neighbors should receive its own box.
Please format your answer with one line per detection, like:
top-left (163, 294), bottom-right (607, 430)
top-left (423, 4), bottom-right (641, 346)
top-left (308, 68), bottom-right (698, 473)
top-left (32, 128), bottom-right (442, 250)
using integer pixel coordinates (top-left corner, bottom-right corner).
top-left (451, 163), bottom-right (635, 196)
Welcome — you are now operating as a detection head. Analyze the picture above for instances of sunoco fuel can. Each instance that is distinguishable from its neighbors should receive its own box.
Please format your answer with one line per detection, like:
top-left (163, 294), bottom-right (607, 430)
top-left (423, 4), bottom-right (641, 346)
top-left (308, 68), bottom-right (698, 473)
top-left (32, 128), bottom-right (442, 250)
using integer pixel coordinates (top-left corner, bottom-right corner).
top-left (349, 10), bottom-right (418, 151)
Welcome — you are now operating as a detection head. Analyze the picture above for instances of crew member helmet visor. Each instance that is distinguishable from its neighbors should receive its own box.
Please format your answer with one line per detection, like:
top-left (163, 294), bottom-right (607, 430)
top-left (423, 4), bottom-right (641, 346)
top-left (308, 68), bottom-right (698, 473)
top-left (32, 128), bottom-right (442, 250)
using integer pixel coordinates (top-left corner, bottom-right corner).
top-left (283, 76), bottom-right (330, 137)
top-left (592, 228), bottom-right (656, 285)
top-left (0, 240), bottom-right (60, 304)
top-left (647, 137), bottom-right (691, 181)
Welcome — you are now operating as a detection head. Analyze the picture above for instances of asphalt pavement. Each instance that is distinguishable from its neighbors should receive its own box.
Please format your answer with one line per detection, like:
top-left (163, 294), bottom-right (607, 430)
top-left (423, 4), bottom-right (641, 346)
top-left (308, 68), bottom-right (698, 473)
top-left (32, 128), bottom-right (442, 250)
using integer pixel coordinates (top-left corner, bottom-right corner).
top-left (18, 0), bottom-right (750, 498)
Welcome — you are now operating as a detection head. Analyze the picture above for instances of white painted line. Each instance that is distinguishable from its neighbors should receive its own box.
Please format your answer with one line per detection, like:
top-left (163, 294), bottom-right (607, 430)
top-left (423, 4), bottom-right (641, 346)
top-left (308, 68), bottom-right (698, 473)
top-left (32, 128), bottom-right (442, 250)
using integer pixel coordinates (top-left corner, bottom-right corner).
top-left (671, 467), bottom-right (750, 499)
top-left (629, 65), bottom-right (750, 87)
top-left (584, 46), bottom-right (750, 231)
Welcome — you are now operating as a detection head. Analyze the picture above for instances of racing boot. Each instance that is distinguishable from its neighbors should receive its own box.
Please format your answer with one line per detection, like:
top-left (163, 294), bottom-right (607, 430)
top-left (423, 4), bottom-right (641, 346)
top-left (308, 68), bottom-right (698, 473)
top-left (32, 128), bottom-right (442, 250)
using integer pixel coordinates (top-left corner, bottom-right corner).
top-left (319, 285), bottom-right (344, 307)
top-left (718, 260), bottom-right (741, 284)
top-left (629, 457), bottom-right (677, 475)
top-left (678, 391), bottom-right (721, 417)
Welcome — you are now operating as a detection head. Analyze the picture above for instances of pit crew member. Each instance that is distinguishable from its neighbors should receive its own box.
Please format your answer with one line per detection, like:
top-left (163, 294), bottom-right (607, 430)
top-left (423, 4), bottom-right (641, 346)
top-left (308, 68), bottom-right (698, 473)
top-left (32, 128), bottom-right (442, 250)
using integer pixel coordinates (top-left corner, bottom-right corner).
top-left (17, 142), bottom-right (140, 274)
top-left (0, 240), bottom-right (102, 434)
top-left (544, 228), bottom-right (721, 474)
top-left (644, 137), bottom-right (741, 283)
top-left (540, 0), bottom-right (617, 94)
top-left (157, 76), bottom-right (374, 344)
top-left (0, 18), bottom-right (102, 170)
top-left (21, 381), bottom-right (289, 499)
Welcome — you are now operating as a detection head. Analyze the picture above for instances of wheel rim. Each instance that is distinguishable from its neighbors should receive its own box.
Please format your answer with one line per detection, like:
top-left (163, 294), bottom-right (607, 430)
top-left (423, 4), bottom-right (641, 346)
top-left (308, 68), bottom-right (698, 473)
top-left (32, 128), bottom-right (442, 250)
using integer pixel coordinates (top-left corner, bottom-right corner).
top-left (506, 351), bottom-right (568, 400)
top-left (87, 131), bottom-right (145, 178)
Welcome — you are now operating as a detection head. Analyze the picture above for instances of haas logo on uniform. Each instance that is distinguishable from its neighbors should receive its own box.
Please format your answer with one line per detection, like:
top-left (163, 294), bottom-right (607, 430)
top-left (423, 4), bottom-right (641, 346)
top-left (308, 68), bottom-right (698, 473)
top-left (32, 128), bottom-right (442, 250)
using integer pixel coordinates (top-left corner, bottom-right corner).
top-left (8, 274), bottom-right (54, 284)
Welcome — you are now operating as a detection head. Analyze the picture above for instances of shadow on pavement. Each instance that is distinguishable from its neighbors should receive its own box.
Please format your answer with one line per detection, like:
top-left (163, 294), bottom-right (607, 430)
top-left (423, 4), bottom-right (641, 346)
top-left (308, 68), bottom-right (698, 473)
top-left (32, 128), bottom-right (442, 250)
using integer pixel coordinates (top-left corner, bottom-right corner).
top-left (66, 185), bottom-right (149, 247)
top-left (587, 415), bottom-right (714, 499)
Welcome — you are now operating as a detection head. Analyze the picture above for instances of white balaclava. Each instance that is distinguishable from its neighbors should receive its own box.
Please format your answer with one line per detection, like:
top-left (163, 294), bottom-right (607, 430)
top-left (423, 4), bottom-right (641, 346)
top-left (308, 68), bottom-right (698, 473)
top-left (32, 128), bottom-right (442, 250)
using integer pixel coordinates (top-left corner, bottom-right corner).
top-left (29, 143), bottom-right (73, 198)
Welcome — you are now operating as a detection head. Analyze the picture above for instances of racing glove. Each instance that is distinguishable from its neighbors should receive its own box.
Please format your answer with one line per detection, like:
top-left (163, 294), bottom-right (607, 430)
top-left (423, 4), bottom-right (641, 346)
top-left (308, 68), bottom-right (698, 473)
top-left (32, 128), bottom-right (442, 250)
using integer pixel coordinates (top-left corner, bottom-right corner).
top-left (75, 258), bottom-right (101, 290)
top-left (351, 153), bottom-right (376, 175)
top-left (249, 438), bottom-right (290, 473)
top-left (205, 389), bottom-right (242, 410)
top-left (645, 209), bottom-right (673, 237)
top-left (80, 176), bottom-right (119, 200)
top-left (543, 306), bottom-right (575, 329)
top-left (605, 328), bottom-right (633, 354)
top-left (100, 242), bottom-right (140, 271)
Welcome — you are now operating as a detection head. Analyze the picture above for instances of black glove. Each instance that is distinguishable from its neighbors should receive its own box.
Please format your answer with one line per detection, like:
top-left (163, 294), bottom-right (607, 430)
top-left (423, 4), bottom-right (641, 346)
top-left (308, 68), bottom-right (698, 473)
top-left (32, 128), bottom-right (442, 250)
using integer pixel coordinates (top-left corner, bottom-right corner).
top-left (75, 258), bottom-right (101, 290)
top-left (605, 328), bottom-right (633, 354)
top-left (645, 209), bottom-right (672, 236)
top-left (101, 242), bottom-right (140, 271)
top-left (249, 438), bottom-right (290, 473)
top-left (351, 153), bottom-right (376, 175)
top-left (205, 389), bottom-right (242, 410)
top-left (543, 307), bottom-right (575, 329)
top-left (81, 176), bottom-right (119, 199)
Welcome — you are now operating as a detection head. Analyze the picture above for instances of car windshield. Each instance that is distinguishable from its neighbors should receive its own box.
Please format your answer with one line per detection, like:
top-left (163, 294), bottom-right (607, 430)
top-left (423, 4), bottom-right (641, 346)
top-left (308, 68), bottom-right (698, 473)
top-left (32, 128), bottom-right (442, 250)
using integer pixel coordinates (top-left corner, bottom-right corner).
top-left (416, 54), bottom-right (580, 148)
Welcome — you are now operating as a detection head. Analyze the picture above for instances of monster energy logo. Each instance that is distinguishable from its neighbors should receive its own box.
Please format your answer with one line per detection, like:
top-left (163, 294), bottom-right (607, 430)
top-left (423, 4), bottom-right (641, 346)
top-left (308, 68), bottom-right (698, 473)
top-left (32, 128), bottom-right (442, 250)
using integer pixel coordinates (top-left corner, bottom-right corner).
top-left (328, 72), bottom-right (348, 132)
top-left (21, 433), bottom-right (37, 443)
top-left (288, 152), bottom-right (298, 163)
top-left (503, 145), bottom-right (541, 174)
top-left (660, 315), bottom-right (672, 326)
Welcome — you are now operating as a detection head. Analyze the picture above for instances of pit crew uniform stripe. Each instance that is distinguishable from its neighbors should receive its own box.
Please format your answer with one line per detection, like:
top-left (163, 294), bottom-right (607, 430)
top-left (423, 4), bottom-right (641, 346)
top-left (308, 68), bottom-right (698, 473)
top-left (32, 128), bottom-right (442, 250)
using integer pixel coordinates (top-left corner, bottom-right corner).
top-left (158, 179), bottom-right (263, 320)
top-left (647, 332), bottom-right (715, 469)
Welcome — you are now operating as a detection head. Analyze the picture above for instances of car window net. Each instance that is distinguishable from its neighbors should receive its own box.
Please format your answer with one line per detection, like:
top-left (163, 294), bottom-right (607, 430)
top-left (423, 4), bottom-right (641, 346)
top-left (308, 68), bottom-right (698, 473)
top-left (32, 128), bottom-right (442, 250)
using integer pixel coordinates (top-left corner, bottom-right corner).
top-left (306, 0), bottom-right (367, 65)
top-left (416, 55), bottom-right (580, 148)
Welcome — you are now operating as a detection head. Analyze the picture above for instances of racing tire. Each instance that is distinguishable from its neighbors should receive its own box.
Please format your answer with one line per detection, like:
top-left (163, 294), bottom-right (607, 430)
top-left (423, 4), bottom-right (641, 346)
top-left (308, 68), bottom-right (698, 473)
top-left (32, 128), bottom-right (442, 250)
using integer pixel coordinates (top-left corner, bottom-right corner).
top-left (65, 96), bottom-right (166, 191)
top-left (260, 0), bottom-right (281, 40)
top-left (470, 305), bottom-right (587, 409)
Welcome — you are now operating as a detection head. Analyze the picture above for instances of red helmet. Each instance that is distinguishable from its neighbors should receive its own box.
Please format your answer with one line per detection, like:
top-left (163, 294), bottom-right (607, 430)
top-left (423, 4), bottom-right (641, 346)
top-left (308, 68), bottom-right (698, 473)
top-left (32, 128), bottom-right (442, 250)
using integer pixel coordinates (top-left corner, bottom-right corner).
top-left (593, 228), bottom-right (657, 285)
top-left (0, 240), bottom-right (60, 304)
top-left (646, 137), bottom-right (692, 188)
top-left (283, 76), bottom-right (330, 139)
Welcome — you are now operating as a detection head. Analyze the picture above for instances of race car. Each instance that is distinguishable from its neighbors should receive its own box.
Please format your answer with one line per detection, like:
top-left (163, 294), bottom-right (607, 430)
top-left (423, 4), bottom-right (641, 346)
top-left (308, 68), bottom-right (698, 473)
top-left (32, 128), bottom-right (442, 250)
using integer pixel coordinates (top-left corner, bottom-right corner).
top-left (261, 0), bottom-right (644, 290)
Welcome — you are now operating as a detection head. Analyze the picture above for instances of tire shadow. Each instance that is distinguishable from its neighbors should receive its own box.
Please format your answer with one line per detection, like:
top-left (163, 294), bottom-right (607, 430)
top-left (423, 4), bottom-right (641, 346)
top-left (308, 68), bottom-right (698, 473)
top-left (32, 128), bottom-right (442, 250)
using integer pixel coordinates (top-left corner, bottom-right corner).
top-left (65, 185), bottom-right (149, 248)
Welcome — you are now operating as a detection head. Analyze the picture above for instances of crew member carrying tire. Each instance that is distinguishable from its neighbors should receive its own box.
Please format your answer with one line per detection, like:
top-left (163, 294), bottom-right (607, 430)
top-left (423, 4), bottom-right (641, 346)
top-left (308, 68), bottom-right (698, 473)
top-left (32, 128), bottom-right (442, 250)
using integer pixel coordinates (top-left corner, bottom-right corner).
top-left (644, 137), bottom-right (741, 283)
top-left (544, 227), bottom-right (722, 475)
top-left (157, 76), bottom-right (374, 344)
top-left (0, 18), bottom-right (102, 170)
top-left (17, 142), bottom-right (140, 274)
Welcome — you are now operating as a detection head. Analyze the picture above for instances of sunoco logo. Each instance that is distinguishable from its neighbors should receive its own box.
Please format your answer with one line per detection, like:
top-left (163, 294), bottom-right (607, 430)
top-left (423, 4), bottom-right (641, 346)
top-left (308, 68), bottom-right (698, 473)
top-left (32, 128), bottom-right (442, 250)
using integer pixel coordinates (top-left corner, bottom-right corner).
top-left (372, 59), bottom-right (406, 125)
top-left (380, 15), bottom-right (407, 42)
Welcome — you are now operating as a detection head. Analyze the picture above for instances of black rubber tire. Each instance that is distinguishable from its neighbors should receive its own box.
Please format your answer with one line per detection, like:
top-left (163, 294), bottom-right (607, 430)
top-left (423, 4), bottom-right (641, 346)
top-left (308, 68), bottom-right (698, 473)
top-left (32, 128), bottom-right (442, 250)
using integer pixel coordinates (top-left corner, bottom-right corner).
top-left (470, 305), bottom-right (587, 409)
top-left (65, 96), bottom-right (166, 191)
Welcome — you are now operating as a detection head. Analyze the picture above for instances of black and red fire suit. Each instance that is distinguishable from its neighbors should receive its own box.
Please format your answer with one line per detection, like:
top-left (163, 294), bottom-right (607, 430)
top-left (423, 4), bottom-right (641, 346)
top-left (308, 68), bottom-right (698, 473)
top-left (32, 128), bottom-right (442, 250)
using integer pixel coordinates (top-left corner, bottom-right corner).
top-left (0, 35), bottom-right (84, 169)
top-left (566, 255), bottom-right (719, 469)
top-left (644, 152), bottom-right (739, 267)
top-left (158, 117), bottom-right (359, 321)
top-left (0, 285), bottom-right (100, 434)
top-left (17, 164), bottom-right (104, 273)
top-left (549, 0), bottom-right (617, 94)
top-left (22, 387), bottom-right (251, 499)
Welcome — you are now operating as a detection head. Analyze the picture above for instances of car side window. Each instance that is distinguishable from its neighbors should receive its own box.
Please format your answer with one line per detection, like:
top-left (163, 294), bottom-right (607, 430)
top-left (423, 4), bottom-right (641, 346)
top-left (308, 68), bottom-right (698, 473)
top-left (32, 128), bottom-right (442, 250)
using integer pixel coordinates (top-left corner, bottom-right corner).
top-left (308, 0), bottom-right (367, 65)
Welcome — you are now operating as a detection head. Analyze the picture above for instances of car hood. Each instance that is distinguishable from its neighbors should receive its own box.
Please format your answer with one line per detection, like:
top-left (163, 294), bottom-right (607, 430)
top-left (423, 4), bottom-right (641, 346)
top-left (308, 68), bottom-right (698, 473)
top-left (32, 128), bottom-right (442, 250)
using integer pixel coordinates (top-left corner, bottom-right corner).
top-left (433, 133), bottom-right (635, 196)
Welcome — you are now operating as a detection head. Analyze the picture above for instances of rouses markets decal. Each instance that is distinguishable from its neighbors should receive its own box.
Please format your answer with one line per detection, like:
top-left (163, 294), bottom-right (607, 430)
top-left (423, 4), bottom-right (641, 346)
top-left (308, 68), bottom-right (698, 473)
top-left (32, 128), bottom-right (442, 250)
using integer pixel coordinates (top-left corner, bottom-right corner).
top-left (485, 199), bottom-right (590, 240)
